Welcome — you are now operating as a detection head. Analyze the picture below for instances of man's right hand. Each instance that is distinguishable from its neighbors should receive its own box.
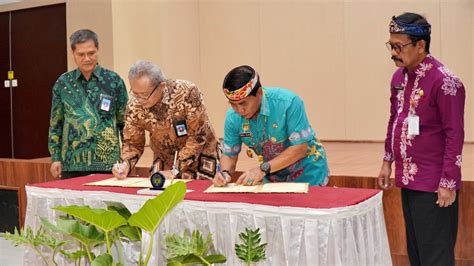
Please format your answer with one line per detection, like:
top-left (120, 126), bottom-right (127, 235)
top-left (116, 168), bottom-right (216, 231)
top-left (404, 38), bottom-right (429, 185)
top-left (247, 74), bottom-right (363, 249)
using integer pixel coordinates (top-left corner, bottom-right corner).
top-left (50, 161), bottom-right (62, 179)
top-left (112, 161), bottom-right (129, 180)
top-left (378, 160), bottom-right (393, 190)
top-left (213, 171), bottom-right (231, 187)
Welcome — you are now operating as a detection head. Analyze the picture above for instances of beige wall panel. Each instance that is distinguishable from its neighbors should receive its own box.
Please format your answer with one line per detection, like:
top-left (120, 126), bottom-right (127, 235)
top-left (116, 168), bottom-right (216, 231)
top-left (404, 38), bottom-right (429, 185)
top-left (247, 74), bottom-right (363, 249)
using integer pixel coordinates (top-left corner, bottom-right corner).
top-left (344, 0), bottom-right (440, 140)
top-left (66, 0), bottom-right (114, 71)
top-left (111, 0), bottom-right (161, 86)
top-left (65, 0), bottom-right (473, 142)
top-left (158, 0), bottom-right (200, 85)
top-left (199, 1), bottom-right (261, 137)
top-left (439, 0), bottom-right (473, 142)
top-left (259, 1), bottom-right (345, 140)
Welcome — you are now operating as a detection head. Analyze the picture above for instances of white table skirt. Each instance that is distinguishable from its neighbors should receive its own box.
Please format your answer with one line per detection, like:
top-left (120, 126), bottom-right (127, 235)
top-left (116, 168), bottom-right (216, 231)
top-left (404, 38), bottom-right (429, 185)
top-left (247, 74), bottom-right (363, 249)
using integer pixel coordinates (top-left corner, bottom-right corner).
top-left (24, 186), bottom-right (392, 266)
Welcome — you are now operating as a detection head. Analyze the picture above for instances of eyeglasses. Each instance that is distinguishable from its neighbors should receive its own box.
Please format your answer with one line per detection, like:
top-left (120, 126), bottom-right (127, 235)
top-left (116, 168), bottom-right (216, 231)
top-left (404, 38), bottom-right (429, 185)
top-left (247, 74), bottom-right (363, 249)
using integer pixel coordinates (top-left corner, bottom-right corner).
top-left (385, 41), bottom-right (414, 53)
top-left (130, 85), bottom-right (158, 101)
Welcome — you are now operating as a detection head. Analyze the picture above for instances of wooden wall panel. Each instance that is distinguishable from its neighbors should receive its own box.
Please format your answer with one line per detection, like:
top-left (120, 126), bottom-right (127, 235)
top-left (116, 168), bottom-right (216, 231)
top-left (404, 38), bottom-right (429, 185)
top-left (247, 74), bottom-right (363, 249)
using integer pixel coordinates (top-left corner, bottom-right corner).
top-left (457, 182), bottom-right (474, 260)
top-left (0, 159), bottom-right (56, 226)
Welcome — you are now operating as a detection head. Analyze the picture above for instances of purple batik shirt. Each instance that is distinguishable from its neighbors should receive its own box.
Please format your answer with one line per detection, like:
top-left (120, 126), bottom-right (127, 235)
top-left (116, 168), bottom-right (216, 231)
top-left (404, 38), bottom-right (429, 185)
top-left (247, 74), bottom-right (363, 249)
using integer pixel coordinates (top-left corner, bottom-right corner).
top-left (383, 54), bottom-right (465, 192)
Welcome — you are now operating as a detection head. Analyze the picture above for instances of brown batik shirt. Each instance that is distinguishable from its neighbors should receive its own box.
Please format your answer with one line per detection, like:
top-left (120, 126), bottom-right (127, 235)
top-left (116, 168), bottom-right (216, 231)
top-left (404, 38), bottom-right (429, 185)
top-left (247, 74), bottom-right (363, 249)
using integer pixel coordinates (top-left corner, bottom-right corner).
top-left (121, 79), bottom-right (220, 179)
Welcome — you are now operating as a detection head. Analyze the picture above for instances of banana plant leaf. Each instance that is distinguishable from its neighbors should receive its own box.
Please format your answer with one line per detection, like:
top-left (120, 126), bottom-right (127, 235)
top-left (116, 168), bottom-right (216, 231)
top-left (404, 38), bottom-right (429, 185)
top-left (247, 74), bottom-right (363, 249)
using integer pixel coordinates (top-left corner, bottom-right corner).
top-left (128, 181), bottom-right (186, 233)
top-left (40, 217), bottom-right (105, 247)
top-left (53, 205), bottom-right (127, 233)
top-left (167, 254), bottom-right (227, 265)
top-left (106, 205), bottom-right (142, 242)
top-left (91, 253), bottom-right (113, 266)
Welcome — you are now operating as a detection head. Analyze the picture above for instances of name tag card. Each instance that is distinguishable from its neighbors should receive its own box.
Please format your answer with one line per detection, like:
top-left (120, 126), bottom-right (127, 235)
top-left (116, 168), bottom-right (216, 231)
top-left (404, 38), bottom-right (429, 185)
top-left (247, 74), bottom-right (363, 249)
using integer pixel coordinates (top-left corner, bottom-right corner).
top-left (408, 115), bottom-right (419, 136)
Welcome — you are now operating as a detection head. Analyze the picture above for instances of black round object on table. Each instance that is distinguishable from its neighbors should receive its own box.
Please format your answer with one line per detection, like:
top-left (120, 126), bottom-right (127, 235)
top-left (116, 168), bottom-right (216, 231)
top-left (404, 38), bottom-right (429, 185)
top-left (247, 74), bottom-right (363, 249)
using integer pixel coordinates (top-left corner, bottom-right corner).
top-left (150, 171), bottom-right (166, 190)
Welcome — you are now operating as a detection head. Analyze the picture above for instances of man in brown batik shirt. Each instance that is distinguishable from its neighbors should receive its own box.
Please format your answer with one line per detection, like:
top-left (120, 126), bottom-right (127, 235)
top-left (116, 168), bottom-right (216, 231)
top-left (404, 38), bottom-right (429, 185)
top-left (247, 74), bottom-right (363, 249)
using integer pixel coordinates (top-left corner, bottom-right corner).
top-left (112, 60), bottom-right (219, 180)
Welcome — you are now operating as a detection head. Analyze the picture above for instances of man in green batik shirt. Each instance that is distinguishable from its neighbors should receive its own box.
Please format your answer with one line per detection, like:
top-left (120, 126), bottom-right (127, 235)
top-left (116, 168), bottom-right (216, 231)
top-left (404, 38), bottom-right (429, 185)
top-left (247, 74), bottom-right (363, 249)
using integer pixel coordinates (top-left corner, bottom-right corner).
top-left (48, 29), bottom-right (128, 179)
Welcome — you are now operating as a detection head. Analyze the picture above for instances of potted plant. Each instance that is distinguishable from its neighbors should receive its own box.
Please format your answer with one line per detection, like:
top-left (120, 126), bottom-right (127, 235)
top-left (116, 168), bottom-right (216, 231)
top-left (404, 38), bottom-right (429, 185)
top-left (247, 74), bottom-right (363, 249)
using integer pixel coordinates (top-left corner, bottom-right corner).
top-left (1, 181), bottom-right (186, 265)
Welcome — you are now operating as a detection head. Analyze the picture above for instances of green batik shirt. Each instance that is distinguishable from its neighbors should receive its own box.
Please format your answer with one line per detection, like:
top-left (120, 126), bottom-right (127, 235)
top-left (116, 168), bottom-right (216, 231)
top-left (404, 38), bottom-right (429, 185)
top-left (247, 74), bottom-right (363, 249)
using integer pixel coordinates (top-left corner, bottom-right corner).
top-left (48, 65), bottom-right (128, 172)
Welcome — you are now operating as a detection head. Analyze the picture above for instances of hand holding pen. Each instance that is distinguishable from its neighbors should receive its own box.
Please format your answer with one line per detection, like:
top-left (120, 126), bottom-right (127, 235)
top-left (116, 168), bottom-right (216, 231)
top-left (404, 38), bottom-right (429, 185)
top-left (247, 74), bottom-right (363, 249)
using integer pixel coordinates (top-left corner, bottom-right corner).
top-left (170, 151), bottom-right (179, 184)
top-left (112, 160), bottom-right (129, 180)
top-left (213, 163), bottom-right (231, 187)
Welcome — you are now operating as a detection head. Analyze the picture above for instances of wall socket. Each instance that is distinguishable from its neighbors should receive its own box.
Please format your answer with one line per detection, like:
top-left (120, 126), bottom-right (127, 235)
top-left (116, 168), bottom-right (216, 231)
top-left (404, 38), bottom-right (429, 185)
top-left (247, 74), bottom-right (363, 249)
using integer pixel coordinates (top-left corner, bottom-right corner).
top-left (4, 80), bottom-right (18, 88)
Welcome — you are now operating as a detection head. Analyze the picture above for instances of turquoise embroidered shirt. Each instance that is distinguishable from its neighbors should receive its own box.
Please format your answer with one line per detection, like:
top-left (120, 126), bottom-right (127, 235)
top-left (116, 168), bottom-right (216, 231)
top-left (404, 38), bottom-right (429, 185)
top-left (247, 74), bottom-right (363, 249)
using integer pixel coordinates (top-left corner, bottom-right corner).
top-left (223, 87), bottom-right (329, 186)
top-left (48, 65), bottom-right (128, 172)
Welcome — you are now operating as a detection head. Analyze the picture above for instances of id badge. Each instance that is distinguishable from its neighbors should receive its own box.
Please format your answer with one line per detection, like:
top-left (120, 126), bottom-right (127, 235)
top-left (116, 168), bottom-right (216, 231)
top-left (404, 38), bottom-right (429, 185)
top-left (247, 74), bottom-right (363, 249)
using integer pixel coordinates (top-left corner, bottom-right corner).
top-left (408, 115), bottom-right (420, 136)
top-left (100, 94), bottom-right (113, 112)
top-left (173, 119), bottom-right (188, 137)
top-left (240, 132), bottom-right (252, 138)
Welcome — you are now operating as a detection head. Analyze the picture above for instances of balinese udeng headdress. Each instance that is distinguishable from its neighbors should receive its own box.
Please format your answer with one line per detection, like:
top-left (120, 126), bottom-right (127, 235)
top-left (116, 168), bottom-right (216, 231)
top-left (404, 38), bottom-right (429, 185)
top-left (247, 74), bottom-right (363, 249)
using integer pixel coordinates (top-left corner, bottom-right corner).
top-left (223, 68), bottom-right (259, 101)
top-left (389, 16), bottom-right (431, 37)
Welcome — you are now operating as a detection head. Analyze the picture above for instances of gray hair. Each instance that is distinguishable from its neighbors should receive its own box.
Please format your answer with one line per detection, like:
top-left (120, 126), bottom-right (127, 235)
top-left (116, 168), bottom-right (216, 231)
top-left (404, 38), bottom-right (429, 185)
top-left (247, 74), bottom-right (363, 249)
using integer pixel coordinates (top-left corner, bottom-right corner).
top-left (128, 60), bottom-right (166, 87)
top-left (70, 29), bottom-right (99, 50)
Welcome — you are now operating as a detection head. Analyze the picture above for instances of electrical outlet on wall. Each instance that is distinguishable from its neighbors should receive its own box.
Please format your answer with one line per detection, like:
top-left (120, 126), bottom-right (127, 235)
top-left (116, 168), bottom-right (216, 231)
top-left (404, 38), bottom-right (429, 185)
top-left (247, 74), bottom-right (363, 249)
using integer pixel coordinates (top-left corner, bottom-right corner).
top-left (3, 80), bottom-right (18, 87)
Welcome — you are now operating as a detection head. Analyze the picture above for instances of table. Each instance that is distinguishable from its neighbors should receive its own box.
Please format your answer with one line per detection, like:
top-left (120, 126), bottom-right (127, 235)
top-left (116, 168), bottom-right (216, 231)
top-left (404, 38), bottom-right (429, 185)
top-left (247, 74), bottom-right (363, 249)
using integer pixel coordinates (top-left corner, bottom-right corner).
top-left (24, 174), bottom-right (391, 265)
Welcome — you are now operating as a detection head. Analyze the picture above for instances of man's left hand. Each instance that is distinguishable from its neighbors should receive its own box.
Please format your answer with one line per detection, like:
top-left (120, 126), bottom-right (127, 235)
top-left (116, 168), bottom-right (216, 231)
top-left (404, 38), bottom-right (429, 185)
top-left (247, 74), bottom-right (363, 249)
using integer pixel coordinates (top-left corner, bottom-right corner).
top-left (236, 167), bottom-right (265, 186)
top-left (436, 187), bottom-right (456, 207)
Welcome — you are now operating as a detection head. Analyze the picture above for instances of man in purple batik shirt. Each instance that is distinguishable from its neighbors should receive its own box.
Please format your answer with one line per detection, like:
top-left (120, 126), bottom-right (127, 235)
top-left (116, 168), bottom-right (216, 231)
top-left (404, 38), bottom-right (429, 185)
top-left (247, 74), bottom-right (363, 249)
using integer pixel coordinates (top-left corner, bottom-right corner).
top-left (378, 12), bottom-right (465, 266)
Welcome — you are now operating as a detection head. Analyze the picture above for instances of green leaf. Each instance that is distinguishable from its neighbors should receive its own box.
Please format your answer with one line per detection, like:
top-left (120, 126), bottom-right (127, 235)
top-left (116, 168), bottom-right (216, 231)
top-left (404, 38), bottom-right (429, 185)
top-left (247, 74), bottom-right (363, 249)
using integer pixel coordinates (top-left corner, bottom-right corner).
top-left (107, 204), bottom-right (132, 220)
top-left (170, 253), bottom-right (226, 265)
top-left (1, 226), bottom-right (68, 265)
top-left (0, 226), bottom-right (65, 250)
top-left (180, 254), bottom-right (207, 264)
top-left (60, 249), bottom-right (90, 260)
top-left (164, 229), bottom-right (226, 265)
top-left (106, 205), bottom-right (142, 242)
top-left (204, 254), bottom-right (227, 264)
top-left (192, 230), bottom-right (212, 256)
top-left (53, 205), bottom-right (127, 233)
top-left (1, 227), bottom-right (37, 247)
top-left (118, 225), bottom-right (141, 242)
top-left (167, 261), bottom-right (183, 266)
top-left (164, 230), bottom-right (211, 258)
top-left (235, 228), bottom-right (267, 264)
top-left (128, 181), bottom-right (186, 233)
top-left (41, 217), bottom-right (105, 247)
top-left (91, 253), bottom-right (113, 266)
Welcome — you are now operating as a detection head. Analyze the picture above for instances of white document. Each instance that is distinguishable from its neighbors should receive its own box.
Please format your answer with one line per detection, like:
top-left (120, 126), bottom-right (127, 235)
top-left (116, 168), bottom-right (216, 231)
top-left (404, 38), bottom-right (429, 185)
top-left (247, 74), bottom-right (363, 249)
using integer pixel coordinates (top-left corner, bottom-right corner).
top-left (84, 177), bottom-right (191, 188)
top-left (136, 188), bottom-right (194, 195)
top-left (260, 182), bottom-right (309, 193)
top-left (204, 183), bottom-right (259, 193)
top-left (204, 182), bottom-right (309, 193)
top-left (84, 177), bottom-right (148, 187)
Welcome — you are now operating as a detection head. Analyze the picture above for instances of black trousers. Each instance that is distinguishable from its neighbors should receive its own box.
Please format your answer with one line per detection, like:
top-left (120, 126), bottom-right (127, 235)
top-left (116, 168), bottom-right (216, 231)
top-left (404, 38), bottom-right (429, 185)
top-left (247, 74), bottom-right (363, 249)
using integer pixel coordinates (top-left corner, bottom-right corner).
top-left (61, 171), bottom-right (110, 179)
top-left (401, 188), bottom-right (458, 266)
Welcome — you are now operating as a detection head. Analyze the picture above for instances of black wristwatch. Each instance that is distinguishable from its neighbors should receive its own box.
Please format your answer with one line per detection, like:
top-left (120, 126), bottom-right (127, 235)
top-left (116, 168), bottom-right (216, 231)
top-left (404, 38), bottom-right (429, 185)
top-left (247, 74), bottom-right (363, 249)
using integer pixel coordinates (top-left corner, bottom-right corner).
top-left (260, 162), bottom-right (271, 175)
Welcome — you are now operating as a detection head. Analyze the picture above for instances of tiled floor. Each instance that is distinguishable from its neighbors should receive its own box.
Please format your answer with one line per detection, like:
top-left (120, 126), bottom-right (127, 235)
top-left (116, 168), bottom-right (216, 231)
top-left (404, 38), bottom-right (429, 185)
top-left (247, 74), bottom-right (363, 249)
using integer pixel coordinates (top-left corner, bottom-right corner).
top-left (0, 237), bottom-right (24, 266)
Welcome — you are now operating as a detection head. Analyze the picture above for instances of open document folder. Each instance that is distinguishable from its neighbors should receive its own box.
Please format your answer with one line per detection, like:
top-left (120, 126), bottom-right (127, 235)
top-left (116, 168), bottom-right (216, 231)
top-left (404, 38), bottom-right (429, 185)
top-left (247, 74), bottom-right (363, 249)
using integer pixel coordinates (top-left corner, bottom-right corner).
top-left (204, 182), bottom-right (309, 193)
top-left (84, 177), bottom-right (192, 188)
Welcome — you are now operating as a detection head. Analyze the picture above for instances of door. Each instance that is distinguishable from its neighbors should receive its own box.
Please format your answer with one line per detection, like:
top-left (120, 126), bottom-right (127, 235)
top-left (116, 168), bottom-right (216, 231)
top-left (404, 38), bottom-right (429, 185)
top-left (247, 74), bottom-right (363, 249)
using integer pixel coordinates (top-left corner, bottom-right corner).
top-left (0, 4), bottom-right (67, 159)
top-left (0, 12), bottom-right (12, 158)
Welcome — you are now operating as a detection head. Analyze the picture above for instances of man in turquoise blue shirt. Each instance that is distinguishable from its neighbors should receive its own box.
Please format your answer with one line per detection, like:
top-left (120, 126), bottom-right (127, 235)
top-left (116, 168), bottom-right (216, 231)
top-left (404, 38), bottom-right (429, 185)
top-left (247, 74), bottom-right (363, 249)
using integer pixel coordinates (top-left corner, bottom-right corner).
top-left (213, 65), bottom-right (329, 186)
